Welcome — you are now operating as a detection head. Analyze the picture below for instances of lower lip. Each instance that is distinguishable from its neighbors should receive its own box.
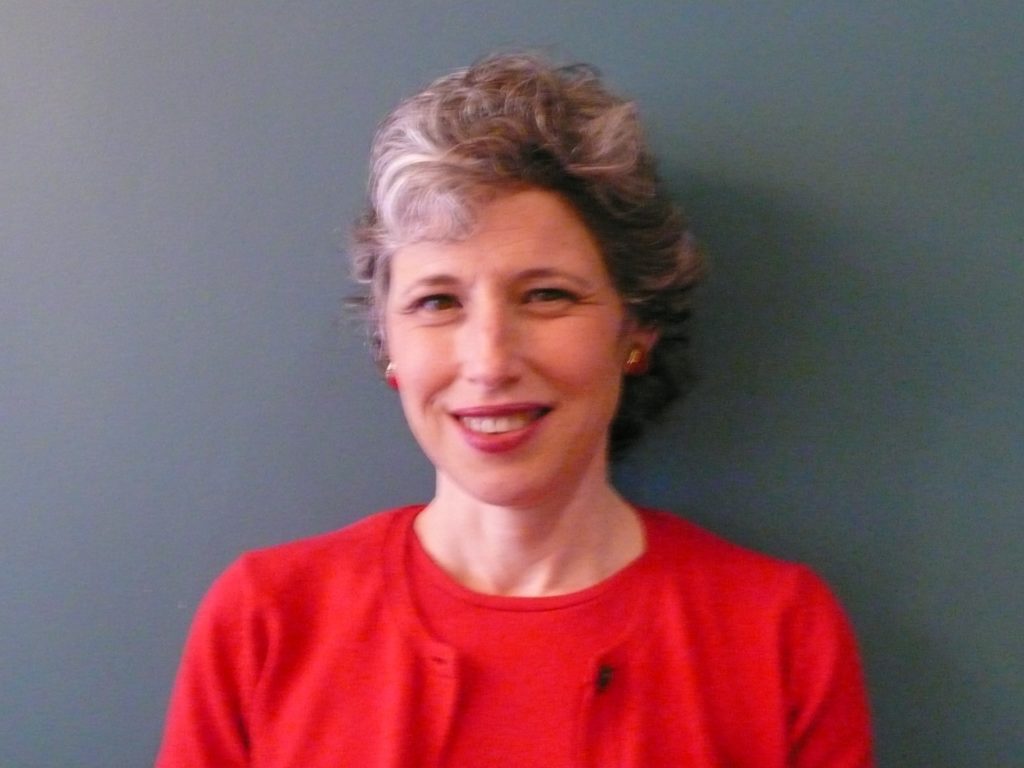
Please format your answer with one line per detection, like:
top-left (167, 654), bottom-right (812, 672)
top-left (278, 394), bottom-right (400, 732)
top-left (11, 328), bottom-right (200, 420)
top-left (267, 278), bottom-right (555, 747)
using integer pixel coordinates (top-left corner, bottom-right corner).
top-left (454, 414), bottom-right (546, 454)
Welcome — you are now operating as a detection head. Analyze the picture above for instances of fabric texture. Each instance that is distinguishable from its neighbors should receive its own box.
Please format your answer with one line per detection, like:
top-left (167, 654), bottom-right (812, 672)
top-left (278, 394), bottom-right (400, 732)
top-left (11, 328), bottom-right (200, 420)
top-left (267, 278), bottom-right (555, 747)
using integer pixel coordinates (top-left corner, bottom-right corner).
top-left (155, 506), bottom-right (874, 767)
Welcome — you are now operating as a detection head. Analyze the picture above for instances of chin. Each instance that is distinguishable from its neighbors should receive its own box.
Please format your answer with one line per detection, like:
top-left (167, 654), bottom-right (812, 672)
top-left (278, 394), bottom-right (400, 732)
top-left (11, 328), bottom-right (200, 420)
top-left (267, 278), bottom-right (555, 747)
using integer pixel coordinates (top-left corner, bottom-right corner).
top-left (463, 483), bottom-right (548, 509)
top-left (449, 464), bottom-right (589, 509)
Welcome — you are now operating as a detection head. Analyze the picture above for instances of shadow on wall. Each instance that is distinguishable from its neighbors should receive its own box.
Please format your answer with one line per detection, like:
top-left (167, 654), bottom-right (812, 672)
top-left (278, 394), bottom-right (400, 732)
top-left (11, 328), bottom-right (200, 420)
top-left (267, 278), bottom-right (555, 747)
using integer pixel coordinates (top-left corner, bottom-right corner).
top-left (616, 170), bottom-right (1018, 766)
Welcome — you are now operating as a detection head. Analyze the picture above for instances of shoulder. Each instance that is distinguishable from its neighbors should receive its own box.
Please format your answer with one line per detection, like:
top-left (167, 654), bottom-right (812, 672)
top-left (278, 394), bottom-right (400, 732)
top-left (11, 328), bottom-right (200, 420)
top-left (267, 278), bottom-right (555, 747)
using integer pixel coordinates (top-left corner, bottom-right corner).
top-left (634, 509), bottom-right (873, 764)
top-left (201, 506), bottom-right (420, 619)
top-left (635, 507), bottom-right (863, 682)
top-left (243, 506), bottom-right (415, 576)
top-left (637, 507), bottom-right (844, 619)
top-left (639, 507), bottom-right (800, 577)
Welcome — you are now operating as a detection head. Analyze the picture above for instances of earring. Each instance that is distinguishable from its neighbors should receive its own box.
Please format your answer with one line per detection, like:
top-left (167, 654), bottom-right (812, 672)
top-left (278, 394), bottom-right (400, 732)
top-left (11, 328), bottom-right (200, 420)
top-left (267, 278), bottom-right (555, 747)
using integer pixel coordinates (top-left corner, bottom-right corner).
top-left (384, 362), bottom-right (399, 390)
top-left (624, 345), bottom-right (649, 376)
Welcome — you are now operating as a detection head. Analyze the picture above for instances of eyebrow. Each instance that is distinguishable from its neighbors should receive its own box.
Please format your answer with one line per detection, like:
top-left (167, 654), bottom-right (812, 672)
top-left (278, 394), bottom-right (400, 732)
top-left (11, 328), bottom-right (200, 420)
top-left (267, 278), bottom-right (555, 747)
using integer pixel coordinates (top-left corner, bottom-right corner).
top-left (392, 274), bottom-right (459, 300)
top-left (515, 268), bottom-right (595, 289)
top-left (394, 267), bottom-right (597, 298)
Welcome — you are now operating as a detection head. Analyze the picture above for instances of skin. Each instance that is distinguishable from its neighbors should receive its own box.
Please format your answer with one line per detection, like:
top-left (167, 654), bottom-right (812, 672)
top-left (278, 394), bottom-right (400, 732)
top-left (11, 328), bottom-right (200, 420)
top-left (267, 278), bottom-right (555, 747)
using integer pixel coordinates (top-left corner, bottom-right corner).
top-left (384, 188), bottom-right (656, 597)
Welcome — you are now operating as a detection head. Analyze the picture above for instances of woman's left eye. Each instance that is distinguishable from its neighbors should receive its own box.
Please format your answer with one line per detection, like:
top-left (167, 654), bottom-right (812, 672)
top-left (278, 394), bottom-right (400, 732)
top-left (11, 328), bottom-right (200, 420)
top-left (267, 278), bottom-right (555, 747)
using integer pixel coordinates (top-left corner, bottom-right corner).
top-left (524, 287), bottom-right (577, 304)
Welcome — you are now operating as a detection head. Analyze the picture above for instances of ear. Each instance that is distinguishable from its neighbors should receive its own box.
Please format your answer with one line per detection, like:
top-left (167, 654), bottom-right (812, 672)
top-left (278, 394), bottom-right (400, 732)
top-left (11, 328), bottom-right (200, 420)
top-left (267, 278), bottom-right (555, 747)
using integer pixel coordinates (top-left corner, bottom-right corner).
top-left (625, 323), bottom-right (659, 354)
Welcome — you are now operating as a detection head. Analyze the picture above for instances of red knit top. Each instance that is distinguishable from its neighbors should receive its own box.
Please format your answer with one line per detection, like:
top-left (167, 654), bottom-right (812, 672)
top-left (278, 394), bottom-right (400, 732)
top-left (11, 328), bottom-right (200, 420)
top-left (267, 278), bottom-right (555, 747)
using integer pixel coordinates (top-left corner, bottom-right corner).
top-left (408, 523), bottom-right (649, 766)
top-left (155, 507), bottom-right (873, 767)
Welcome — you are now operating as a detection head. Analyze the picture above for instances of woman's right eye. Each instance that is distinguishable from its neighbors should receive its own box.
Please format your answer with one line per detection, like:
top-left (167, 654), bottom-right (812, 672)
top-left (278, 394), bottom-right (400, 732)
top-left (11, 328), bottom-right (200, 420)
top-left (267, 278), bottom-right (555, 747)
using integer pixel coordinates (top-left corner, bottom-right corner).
top-left (412, 294), bottom-right (460, 313)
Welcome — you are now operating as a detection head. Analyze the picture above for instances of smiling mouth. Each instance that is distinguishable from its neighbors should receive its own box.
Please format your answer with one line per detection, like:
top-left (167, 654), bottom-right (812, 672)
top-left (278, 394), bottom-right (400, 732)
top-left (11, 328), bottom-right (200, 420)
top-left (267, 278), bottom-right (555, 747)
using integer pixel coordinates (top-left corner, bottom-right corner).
top-left (457, 409), bottom-right (549, 435)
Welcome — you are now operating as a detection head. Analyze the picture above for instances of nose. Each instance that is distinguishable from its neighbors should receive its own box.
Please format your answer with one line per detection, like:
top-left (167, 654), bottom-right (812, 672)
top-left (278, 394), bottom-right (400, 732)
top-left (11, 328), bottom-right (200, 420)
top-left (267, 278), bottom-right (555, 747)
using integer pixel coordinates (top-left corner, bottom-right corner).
top-left (457, 295), bottom-right (520, 388)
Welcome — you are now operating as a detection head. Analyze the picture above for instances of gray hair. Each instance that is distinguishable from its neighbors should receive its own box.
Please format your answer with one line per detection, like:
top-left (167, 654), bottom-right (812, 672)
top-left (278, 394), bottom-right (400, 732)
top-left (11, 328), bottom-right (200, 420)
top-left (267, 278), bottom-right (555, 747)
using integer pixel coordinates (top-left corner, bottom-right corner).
top-left (351, 52), bottom-right (705, 456)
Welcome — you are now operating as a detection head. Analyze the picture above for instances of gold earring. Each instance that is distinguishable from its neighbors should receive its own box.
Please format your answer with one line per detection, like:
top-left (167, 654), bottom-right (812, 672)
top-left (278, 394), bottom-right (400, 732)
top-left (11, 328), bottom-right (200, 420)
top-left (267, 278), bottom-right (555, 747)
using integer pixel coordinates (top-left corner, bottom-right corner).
top-left (384, 362), bottom-right (398, 390)
top-left (624, 345), bottom-right (648, 375)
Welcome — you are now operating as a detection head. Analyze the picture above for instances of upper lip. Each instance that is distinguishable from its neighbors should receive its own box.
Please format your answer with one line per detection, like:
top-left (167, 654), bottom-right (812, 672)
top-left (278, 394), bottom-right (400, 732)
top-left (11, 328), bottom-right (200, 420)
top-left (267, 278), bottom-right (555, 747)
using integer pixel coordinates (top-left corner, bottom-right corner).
top-left (449, 403), bottom-right (551, 418)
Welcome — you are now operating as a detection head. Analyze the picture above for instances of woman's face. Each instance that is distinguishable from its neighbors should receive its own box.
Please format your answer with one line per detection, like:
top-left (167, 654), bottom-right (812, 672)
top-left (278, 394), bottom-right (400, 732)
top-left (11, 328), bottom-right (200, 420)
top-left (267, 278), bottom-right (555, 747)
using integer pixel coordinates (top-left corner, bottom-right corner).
top-left (384, 188), bottom-right (654, 509)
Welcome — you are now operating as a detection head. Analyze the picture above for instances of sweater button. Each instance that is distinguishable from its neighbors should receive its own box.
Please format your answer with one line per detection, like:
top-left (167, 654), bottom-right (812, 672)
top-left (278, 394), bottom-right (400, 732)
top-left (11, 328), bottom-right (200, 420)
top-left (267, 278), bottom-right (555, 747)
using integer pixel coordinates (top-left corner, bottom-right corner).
top-left (595, 664), bottom-right (614, 692)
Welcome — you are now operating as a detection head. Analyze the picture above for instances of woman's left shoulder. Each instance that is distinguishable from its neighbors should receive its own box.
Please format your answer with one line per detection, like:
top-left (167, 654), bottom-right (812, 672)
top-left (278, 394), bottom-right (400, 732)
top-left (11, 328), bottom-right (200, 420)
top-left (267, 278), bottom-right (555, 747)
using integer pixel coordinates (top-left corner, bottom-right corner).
top-left (636, 507), bottom-right (845, 612)
top-left (632, 509), bottom-right (873, 765)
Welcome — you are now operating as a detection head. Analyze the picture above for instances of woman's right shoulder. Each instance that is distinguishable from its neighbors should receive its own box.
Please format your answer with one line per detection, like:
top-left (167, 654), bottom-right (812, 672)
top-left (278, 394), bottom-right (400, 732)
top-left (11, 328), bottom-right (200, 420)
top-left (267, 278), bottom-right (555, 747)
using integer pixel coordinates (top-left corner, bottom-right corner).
top-left (202, 505), bottom-right (420, 614)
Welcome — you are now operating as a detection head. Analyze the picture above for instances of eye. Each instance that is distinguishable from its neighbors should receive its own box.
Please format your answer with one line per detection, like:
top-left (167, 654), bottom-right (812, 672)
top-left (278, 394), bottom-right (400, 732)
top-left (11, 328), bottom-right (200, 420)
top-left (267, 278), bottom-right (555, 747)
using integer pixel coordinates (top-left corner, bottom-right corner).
top-left (411, 293), bottom-right (460, 313)
top-left (524, 287), bottom-right (579, 304)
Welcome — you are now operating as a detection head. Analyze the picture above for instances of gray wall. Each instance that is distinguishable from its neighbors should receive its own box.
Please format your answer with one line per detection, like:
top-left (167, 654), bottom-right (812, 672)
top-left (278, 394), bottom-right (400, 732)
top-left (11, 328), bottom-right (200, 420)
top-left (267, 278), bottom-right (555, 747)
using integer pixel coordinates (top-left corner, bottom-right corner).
top-left (2, 3), bottom-right (1021, 765)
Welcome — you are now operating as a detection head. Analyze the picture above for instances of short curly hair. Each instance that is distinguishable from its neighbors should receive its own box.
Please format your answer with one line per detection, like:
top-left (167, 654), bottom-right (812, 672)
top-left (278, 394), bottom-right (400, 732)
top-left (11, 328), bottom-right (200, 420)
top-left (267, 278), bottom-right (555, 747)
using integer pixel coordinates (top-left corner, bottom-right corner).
top-left (351, 52), bottom-right (705, 456)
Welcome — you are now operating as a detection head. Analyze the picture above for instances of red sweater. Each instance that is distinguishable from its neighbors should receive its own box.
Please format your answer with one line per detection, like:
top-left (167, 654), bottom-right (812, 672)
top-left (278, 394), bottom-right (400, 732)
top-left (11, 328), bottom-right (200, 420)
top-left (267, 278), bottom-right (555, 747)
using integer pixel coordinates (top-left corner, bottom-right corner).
top-left (156, 507), bottom-right (873, 767)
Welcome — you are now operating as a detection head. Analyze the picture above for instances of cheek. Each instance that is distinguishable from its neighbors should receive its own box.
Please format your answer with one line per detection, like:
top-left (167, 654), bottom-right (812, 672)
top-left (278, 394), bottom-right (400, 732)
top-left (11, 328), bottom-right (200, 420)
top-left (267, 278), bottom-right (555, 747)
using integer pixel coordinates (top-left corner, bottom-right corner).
top-left (387, 326), bottom-right (451, 401)
top-left (540, 332), bottom-right (625, 393)
top-left (383, 311), bottom-right (416, 365)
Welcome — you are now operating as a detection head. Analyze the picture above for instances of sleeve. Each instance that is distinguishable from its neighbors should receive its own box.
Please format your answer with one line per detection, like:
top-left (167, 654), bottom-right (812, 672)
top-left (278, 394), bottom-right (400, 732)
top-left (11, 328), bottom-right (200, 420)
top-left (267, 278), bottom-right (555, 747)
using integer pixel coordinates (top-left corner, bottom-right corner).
top-left (154, 558), bottom-right (264, 768)
top-left (784, 567), bottom-right (875, 768)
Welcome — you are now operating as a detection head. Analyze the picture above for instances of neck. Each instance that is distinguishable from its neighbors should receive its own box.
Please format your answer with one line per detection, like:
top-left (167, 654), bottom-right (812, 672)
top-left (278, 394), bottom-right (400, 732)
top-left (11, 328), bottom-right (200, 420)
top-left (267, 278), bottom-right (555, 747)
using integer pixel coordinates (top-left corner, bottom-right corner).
top-left (414, 474), bottom-right (644, 597)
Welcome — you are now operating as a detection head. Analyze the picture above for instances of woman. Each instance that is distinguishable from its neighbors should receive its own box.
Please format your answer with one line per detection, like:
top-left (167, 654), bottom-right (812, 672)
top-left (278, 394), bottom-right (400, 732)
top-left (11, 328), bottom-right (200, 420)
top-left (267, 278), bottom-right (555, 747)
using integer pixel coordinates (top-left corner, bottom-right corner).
top-left (157, 53), bottom-right (873, 767)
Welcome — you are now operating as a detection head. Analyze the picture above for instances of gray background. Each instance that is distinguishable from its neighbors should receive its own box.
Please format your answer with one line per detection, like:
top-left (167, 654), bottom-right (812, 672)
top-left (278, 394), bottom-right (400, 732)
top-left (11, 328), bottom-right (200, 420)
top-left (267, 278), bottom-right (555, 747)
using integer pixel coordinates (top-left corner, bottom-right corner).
top-left (2, 2), bottom-right (1021, 766)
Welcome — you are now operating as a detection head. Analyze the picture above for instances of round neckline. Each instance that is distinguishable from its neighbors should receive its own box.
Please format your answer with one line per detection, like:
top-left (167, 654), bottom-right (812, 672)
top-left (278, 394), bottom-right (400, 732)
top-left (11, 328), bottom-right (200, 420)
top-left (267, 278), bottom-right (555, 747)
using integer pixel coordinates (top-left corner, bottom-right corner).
top-left (407, 508), bottom-right (652, 612)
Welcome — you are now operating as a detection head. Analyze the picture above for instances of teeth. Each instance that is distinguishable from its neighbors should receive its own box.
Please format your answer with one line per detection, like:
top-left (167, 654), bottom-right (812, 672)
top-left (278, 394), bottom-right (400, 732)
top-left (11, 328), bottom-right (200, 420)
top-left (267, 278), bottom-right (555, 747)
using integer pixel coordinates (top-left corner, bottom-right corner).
top-left (460, 413), bottom-right (535, 434)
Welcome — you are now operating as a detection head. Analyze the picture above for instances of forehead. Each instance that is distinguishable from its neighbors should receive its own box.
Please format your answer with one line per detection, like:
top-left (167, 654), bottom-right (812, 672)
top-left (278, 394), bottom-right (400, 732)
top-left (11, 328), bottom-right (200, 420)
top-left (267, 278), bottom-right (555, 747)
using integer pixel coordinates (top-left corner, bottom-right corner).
top-left (388, 189), bottom-right (609, 285)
